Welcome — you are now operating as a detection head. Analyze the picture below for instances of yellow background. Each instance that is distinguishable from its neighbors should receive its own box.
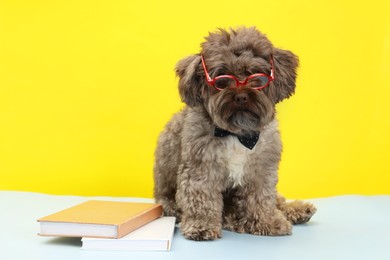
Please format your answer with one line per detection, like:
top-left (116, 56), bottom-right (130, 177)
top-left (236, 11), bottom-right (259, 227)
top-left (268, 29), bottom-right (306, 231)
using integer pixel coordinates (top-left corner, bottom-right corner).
top-left (1, 0), bottom-right (389, 198)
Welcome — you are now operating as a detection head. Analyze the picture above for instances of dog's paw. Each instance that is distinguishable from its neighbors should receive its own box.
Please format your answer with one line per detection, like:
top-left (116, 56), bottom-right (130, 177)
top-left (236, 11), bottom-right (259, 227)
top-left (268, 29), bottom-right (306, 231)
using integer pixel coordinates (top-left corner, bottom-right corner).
top-left (283, 200), bottom-right (317, 225)
top-left (182, 228), bottom-right (222, 241)
top-left (180, 220), bottom-right (222, 241)
top-left (250, 217), bottom-right (292, 236)
top-left (265, 217), bottom-right (292, 236)
top-left (237, 209), bottom-right (292, 236)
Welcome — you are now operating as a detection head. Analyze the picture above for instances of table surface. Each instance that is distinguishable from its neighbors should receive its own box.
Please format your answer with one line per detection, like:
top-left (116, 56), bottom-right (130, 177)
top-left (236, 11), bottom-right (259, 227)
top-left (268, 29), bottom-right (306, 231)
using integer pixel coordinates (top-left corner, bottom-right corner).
top-left (1, 191), bottom-right (389, 260)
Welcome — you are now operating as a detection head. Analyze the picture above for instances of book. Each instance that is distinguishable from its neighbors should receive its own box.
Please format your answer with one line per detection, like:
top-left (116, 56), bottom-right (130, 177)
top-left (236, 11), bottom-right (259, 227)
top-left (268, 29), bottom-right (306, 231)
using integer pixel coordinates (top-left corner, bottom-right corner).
top-left (81, 217), bottom-right (176, 251)
top-left (37, 200), bottom-right (162, 238)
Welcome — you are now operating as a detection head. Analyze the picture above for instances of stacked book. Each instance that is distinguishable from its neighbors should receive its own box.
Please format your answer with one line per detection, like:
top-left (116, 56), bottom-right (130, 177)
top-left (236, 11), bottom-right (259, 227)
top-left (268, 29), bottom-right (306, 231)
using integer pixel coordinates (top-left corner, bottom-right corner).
top-left (37, 200), bottom-right (175, 251)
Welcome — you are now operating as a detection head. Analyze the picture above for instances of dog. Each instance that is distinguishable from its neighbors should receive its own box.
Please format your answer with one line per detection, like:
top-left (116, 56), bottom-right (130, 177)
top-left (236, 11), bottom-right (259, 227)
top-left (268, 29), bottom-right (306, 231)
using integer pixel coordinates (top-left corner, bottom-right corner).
top-left (153, 27), bottom-right (316, 241)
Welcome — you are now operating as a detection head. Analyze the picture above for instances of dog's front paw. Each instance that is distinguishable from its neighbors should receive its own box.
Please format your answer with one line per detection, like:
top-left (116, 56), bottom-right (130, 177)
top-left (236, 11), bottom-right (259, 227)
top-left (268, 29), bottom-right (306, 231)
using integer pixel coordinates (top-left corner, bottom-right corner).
top-left (180, 220), bottom-right (222, 241)
top-left (283, 200), bottom-right (317, 224)
top-left (248, 218), bottom-right (292, 236)
top-left (245, 211), bottom-right (292, 236)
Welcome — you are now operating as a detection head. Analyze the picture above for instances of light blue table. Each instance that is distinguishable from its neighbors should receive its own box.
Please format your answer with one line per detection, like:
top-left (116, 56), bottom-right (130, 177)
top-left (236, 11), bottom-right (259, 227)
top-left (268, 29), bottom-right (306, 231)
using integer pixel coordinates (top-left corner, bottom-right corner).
top-left (1, 191), bottom-right (389, 260)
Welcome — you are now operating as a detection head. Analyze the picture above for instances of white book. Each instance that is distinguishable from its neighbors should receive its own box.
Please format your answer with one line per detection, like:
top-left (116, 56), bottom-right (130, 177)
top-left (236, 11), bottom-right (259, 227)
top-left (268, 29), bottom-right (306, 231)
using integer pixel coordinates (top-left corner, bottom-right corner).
top-left (81, 217), bottom-right (176, 251)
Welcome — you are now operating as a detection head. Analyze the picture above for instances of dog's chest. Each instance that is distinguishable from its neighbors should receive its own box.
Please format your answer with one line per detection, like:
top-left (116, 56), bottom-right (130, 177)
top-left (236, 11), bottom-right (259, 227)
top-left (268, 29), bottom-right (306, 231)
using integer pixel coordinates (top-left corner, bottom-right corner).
top-left (220, 136), bottom-right (255, 187)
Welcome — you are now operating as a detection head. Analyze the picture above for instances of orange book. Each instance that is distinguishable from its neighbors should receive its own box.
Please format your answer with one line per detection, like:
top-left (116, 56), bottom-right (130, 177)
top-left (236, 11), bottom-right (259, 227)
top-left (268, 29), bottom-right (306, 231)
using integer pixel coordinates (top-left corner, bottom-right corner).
top-left (37, 200), bottom-right (162, 238)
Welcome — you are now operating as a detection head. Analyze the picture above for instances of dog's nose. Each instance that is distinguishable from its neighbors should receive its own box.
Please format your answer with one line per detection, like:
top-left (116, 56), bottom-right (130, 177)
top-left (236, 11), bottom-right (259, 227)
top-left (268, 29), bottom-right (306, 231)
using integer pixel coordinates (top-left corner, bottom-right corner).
top-left (234, 93), bottom-right (249, 105)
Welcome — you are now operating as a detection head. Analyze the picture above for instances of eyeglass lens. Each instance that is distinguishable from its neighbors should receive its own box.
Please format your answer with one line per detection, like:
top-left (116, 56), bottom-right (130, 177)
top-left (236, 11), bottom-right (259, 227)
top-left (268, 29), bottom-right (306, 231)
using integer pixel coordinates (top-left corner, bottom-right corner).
top-left (247, 75), bottom-right (270, 88)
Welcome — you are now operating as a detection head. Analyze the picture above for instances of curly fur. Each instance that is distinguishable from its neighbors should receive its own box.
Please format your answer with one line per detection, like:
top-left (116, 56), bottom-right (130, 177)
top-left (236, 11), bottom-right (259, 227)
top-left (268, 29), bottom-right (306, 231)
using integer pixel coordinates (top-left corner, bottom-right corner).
top-left (154, 27), bottom-right (316, 241)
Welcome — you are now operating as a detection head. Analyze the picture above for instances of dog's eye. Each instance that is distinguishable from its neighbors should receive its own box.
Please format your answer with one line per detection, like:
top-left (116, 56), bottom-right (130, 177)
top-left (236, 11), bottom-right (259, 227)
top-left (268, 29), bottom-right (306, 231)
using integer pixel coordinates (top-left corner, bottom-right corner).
top-left (247, 75), bottom-right (270, 88)
top-left (214, 77), bottom-right (236, 90)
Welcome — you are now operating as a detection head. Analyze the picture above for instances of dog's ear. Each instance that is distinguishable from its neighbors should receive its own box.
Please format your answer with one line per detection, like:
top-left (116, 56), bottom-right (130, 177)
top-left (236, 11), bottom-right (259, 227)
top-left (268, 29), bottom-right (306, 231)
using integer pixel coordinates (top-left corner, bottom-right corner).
top-left (175, 55), bottom-right (204, 107)
top-left (266, 48), bottom-right (299, 103)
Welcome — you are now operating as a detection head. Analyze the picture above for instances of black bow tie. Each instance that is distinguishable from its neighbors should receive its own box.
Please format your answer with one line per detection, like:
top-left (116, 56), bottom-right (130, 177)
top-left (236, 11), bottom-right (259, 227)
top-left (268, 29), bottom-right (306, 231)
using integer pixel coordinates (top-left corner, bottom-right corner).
top-left (214, 126), bottom-right (260, 150)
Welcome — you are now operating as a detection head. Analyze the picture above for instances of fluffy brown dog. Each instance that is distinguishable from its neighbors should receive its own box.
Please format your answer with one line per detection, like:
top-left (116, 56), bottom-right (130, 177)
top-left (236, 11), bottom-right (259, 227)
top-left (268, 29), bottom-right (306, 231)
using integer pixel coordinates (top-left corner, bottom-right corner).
top-left (154, 27), bottom-right (316, 241)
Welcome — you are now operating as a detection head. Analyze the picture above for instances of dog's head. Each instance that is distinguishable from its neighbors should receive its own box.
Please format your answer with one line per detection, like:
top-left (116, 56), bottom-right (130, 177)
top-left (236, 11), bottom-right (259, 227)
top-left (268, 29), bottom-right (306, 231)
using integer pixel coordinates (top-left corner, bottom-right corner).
top-left (176, 27), bottom-right (299, 136)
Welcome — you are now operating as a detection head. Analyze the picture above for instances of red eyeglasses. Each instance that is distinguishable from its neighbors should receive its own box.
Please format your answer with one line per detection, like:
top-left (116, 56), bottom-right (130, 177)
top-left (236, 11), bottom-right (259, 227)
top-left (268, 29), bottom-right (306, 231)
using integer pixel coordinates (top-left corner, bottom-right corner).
top-left (201, 55), bottom-right (275, 91)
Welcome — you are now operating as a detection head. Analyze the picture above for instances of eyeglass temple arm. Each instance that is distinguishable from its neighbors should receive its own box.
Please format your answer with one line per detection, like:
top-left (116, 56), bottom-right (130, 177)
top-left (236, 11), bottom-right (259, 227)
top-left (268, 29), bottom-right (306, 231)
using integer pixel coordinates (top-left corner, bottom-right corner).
top-left (270, 55), bottom-right (275, 80)
top-left (201, 55), bottom-right (213, 82)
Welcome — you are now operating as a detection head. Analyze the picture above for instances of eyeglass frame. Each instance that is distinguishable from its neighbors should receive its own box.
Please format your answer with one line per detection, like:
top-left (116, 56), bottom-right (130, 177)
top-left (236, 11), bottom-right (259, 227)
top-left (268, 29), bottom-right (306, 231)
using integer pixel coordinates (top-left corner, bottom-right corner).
top-left (200, 54), bottom-right (275, 91)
